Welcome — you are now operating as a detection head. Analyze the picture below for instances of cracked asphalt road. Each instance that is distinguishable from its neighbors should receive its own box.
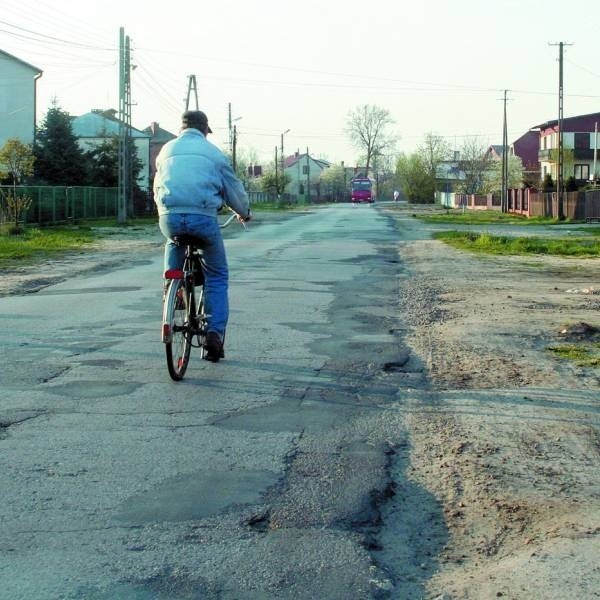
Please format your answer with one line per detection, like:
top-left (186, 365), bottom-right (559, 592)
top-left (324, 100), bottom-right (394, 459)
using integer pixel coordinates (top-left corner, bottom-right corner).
top-left (0, 205), bottom-right (417, 599)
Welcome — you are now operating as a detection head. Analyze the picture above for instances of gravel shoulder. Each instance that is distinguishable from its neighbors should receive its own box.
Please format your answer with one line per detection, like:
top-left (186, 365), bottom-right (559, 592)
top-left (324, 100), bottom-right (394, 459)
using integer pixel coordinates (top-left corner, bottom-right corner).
top-left (381, 204), bottom-right (600, 600)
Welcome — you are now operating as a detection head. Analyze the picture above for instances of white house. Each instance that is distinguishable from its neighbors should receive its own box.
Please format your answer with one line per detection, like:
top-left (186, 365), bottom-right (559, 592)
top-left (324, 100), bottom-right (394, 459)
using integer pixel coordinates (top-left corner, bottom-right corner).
top-left (283, 151), bottom-right (330, 197)
top-left (0, 49), bottom-right (42, 148)
top-left (71, 109), bottom-right (151, 191)
top-left (535, 112), bottom-right (600, 184)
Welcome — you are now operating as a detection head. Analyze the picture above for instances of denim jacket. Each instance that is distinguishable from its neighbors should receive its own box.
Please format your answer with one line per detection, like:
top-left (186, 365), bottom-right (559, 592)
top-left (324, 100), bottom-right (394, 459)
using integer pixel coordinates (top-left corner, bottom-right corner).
top-left (153, 128), bottom-right (250, 218)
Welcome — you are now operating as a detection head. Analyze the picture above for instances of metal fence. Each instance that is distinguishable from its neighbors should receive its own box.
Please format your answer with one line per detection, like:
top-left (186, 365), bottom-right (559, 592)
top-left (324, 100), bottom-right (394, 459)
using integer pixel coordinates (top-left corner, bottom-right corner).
top-left (438, 188), bottom-right (598, 220)
top-left (0, 186), bottom-right (119, 225)
top-left (248, 191), bottom-right (297, 204)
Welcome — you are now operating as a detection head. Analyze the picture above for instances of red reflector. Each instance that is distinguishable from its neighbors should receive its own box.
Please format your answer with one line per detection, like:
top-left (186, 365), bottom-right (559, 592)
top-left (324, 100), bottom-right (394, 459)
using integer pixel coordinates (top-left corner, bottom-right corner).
top-left (162, 323), bottom-right (171, 340)
top-left (164, 269), bottom-right (184, 279)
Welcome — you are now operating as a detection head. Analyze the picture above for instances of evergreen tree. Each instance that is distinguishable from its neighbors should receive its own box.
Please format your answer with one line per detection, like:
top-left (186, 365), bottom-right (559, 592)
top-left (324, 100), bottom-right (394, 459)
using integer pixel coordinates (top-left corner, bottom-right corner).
top-left (34, 102), bottom-right (89, 185)
top-left (86, 136), bottom-right (119, 187)
top-left (542, 173), bottom-right (554, 192)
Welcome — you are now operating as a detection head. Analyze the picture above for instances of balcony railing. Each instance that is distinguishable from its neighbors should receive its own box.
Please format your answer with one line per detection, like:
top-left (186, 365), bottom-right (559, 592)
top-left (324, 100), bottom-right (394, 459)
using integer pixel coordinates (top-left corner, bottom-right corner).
top-left (538, 148), bottom-right (555, 161)
top-left (539, 147), bottom-right (600, 161)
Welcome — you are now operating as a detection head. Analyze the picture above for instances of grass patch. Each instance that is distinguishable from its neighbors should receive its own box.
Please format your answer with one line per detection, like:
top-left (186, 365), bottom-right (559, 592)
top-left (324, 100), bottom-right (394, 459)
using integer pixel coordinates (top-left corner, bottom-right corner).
top-left (434, 230), bottom-right (600, 257)
top-left (0, 226), bottom-right (95, 265)
top-left (419, 210), bottom-right (570, 226)
top-left (574, 226), bottom-right (600, 236)
top-left (547, 343), bottom-right (600, 368)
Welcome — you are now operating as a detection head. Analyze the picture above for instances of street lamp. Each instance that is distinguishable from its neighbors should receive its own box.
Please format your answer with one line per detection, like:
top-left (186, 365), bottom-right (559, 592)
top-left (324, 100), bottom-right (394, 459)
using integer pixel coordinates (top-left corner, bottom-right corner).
top-left (280, 129), bottom-right (290, 195)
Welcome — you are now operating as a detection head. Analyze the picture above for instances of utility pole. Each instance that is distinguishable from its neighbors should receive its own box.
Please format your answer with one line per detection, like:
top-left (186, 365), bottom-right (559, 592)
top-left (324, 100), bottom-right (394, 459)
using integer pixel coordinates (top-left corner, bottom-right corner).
top-left (297, 148), bottom-right (301, 200)
top-left (306, 147), bottom-right (310, 204)
top-left (281, 134), bottom-right (285, 185)
top-left (501, 89), bottom-right (509, 213)
top-left (228, 103), bottom-right (232, 153)
top-left (185, 75), bottom-right (198, 110)
top-left (118, 27), bottom-right (132, 224)
top-left (278, 129), bottom-right (290, 199)
top-left (550, 41), bottom-right (572, 219)
top-left (274, 146), bottom-right (278, 198)
top-left (593, 121), bottom-right (598, 186)
top-left (232, 125), bottom-right (238, 172)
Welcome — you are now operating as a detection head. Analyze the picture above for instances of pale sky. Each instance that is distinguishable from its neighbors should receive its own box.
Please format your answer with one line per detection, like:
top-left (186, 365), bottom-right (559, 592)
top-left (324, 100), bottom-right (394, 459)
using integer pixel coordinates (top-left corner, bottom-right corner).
top-left (2, 0), bottom-right (599, 167)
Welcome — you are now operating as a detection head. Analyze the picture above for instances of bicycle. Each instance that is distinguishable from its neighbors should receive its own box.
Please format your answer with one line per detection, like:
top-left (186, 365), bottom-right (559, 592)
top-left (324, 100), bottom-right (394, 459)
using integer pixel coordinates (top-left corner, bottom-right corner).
top-left (161, 212), bottom-right (241, 381)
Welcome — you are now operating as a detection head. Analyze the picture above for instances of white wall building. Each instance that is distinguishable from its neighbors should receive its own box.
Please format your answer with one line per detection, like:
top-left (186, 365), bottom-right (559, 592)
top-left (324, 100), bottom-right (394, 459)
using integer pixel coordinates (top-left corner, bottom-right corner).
top-left (0, 50), bottom-right (42, 148)
top-left (71, 109), bottom-right (151, 191)
top-left (283, 152), bottom-right (330, 197)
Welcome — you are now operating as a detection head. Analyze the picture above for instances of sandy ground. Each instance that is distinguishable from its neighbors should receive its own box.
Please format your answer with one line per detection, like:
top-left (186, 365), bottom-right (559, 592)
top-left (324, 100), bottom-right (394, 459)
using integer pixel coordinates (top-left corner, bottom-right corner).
top-left (2, 211), bottom-right (599, 599)
top-left (382, 204), bottom-right (600, 600)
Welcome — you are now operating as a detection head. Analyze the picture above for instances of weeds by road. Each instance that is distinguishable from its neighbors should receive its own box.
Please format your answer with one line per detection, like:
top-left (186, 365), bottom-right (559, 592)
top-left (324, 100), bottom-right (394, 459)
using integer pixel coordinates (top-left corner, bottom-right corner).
top-left (0, 217), bottom-right (158, 266)
top-left (416, 210), bottom-right (568, 226)
top-left (434, 230), bottom-right (600, 257)
top-left (0, 226), bottom-right (94, 264)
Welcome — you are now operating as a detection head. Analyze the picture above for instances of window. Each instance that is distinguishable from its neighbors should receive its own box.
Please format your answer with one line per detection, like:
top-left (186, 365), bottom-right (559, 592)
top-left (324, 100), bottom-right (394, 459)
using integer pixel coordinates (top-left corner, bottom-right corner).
top-left (574, 133), bottom-right (590, 149)
top-left (574, 164), bottom-right (589, 180)
top-left (302, 165), bottom-right (308, 174)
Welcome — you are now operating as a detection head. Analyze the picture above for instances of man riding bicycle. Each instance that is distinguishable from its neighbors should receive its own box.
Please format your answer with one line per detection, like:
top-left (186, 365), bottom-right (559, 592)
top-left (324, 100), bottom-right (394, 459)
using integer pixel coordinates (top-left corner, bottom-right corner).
top-left (153, 110), bottom-right (251, 362)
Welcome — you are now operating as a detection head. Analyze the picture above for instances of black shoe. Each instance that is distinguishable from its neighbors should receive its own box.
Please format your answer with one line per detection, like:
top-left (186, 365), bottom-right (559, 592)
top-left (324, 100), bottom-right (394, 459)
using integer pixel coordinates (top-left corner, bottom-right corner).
top-left (204, 331), bottom-right (224, 362)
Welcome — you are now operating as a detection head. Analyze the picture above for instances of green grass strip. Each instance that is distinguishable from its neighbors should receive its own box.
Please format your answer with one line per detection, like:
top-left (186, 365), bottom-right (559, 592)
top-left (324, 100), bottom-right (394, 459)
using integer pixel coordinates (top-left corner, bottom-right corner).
top-left (419, 211), bottom-right (570, 226)
top-left (547, 344), bottom-right (600, 368)
top-left (0, 227), bottom-right (95, 264)
top-left (434, 230), bottom-right (600, 257)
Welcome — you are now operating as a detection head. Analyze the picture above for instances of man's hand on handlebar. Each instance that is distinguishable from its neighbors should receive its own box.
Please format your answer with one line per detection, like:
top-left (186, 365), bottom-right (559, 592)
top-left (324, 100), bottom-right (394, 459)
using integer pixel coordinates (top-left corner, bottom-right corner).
top-left (237, 210), bottom-right (252, 223)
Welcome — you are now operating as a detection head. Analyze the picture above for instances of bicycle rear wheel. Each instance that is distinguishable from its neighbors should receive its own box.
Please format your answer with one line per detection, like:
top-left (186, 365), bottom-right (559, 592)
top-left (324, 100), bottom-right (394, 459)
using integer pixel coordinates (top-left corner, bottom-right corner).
top-left (163, 279), bottom-right (192, 380)
top-left (195, 285), bottom-right (207, 360)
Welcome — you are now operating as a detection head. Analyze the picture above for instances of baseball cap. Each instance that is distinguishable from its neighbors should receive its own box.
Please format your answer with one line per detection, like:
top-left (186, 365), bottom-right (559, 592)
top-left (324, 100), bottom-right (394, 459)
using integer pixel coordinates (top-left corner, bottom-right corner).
top-left (181, 110), bottom-right (213, 134)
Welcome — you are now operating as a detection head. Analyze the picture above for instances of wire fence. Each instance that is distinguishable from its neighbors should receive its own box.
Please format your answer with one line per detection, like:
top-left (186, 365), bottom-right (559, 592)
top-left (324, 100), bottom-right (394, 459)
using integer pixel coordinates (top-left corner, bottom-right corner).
top-left (0, 186), bottom-right (119, 226)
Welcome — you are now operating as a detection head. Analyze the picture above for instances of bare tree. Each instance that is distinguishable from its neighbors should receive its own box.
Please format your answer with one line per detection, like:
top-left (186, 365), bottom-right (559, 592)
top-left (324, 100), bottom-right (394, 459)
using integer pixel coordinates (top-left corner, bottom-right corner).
top-left (0, 138), bottom-right (35, 231)
top-left (417, 133), bottom-right (451, 191)
top-left (482, 154), bottom-right (524, 194)
top-left (346, 105), bottom-right (395, 175)
top-left (456, 138), bottom-right (492, 195)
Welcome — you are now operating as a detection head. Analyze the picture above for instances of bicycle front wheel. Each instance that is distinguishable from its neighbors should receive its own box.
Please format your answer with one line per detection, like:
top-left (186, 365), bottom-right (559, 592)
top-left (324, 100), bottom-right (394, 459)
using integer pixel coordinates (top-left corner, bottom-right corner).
top-left (163, 279), bottom-right (192, 381)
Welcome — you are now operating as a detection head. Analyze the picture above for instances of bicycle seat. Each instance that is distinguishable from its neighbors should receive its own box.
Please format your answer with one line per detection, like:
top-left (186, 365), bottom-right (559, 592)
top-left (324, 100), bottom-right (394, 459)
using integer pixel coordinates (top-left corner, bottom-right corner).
top-left (172, 235), bottom-right (204, 247)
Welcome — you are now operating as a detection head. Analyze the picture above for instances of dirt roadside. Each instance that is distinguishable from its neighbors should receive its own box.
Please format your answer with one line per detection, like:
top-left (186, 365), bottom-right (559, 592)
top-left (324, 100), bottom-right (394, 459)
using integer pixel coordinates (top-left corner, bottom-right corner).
top-left (382, 205), bottom-right (600, 600)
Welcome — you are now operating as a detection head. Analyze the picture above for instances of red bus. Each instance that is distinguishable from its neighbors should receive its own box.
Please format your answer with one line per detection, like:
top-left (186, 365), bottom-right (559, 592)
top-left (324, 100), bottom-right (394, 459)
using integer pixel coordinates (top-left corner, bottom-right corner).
top-left (351, 177), bottom-right (374, 203)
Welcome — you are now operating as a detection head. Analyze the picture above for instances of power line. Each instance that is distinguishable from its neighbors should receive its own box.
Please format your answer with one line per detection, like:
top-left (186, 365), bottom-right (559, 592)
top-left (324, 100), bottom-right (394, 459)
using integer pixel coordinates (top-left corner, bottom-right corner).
top-left (0, 20), bottom-right (115, 50)
top-left (2, 0), bottom-right (115, 46)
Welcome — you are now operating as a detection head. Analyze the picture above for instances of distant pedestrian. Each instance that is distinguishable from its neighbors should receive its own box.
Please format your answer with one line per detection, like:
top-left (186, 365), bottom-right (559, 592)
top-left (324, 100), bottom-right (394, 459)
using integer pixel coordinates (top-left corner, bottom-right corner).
top-left (393, 190), bottom-right (400, 202)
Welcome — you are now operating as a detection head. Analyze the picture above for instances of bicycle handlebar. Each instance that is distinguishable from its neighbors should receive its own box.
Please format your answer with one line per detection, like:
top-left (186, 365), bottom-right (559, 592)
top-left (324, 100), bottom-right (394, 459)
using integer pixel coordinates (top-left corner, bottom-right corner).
top-left (220, 208), bottom-right (249, 230)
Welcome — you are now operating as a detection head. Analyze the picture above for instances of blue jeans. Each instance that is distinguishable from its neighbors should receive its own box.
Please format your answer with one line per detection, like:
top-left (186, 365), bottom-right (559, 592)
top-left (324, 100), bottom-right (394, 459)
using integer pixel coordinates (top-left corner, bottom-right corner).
top-left (159, 213), bottom-right (229, 338)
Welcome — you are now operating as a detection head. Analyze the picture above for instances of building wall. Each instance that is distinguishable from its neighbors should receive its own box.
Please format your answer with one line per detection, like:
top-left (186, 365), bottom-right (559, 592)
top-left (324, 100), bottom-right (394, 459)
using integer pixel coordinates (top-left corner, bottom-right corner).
top-left (284, 155), bottom-right (328, 195)
top-left (0, 53), bottom-right (39, 148)
top-left (512, 131), bottom-right (540, 173)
